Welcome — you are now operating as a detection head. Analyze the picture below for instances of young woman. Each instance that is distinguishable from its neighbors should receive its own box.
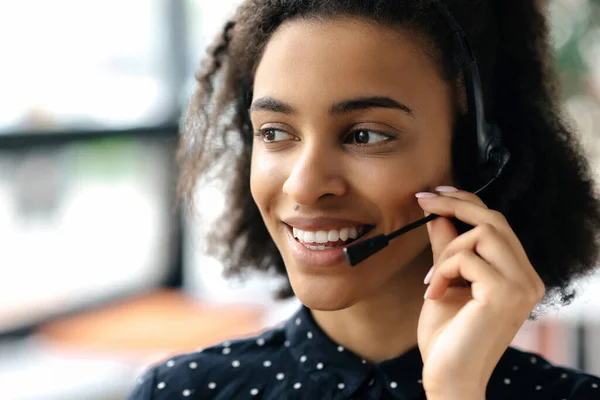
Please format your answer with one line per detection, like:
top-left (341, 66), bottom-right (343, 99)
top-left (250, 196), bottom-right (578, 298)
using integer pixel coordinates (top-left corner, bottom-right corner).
top-left (128, 0), bottom-right (600, 399)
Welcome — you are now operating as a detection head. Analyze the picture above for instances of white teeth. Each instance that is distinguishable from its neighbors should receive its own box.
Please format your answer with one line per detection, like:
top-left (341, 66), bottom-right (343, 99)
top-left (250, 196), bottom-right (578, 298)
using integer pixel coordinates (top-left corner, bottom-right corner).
top-left (339, 228), bottom-right (349, 241)
top-left (315, 231), bottom-right (328, 243)
top-left (349, 227), bottom-right (358, 239)
top-left (292, 225), bottom-right (369, 247)
top-left (327, 230), bottom-right (339, 242)
top-left (305, 244), bottom-right (327, 251)
top-left (293, 227), bottom-right (304, 241)
top-left (304, 231), bottom-right (315, 242)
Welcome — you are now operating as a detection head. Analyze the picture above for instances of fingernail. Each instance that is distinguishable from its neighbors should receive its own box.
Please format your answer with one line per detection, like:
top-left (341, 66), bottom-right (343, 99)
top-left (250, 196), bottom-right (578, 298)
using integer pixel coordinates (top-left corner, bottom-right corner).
top-left (415, 192), bottom-right (437, 199)
top-left (424, 266), bottom-right (434, 285)
top-left (435, 186), bottom-right (459, 192)
top-left (424, 286), bottom-right (431, 299)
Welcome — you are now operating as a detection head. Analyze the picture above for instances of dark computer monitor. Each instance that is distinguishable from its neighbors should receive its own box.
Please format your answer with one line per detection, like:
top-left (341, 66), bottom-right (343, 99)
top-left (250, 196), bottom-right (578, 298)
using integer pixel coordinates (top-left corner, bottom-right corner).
top-left (0, 125), bottom-right (182, 335)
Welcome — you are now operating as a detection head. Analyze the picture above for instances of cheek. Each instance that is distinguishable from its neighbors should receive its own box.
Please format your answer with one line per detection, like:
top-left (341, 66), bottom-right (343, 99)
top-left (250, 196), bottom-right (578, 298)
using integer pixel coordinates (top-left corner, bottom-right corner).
top-left (369, 175), bottom-right (427, 227)
top-left (361, 145), bottom-right (452, 225)
top-left (250, 149), bottom-right (286, 214)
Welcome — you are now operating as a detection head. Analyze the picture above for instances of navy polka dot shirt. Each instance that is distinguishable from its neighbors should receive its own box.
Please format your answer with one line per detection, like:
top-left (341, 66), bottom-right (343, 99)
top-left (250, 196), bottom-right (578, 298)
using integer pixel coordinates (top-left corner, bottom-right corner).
top-left (127, 306), bottom-right (600, 399)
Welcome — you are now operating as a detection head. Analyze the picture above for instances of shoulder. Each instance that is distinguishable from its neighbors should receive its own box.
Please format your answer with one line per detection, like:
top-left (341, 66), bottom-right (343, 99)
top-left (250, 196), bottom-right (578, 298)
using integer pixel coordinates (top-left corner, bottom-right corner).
top-left (125, 327), bottom-right (297, 400)
top-left (488, 346), bottom-right (600, 399)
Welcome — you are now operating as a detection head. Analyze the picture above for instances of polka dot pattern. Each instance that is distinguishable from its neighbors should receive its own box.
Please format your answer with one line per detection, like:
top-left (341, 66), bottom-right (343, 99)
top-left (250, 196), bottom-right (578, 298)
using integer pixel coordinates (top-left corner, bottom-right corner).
top-left (126, 306), bottom-right (600, 400)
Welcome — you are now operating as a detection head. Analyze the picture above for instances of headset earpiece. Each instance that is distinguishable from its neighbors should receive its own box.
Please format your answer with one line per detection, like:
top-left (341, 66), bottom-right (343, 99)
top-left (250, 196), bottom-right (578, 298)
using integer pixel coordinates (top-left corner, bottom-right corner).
top-left (483, 123), bottom-right (511, 179)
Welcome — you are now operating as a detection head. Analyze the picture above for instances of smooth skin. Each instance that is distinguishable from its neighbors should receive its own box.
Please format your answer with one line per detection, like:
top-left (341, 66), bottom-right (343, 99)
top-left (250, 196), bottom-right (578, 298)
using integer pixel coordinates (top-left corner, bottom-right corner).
top-left (249, 18), bottom-right (545, 400)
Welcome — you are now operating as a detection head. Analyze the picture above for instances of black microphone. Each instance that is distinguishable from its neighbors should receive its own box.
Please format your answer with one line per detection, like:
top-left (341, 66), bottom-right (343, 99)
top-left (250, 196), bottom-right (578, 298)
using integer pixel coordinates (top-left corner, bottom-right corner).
top-left (342, 213), bottom-right (439, 266)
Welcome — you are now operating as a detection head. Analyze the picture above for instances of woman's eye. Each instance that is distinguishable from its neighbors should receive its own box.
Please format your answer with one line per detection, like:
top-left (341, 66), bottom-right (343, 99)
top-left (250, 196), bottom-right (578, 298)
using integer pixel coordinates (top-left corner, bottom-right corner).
top-left (258, 129), bottom-right (292, 143)
top-left (346, 129), bottom-right (391, 145)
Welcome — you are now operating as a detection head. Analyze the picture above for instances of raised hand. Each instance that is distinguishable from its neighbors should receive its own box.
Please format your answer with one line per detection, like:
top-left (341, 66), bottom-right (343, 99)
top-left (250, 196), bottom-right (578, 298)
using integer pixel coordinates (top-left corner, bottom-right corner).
top-left (415, 186), bottom-right (545, 400)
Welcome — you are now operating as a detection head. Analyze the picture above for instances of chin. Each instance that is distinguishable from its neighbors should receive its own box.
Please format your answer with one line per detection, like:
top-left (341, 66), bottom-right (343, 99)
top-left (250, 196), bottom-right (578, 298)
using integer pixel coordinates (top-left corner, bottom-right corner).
top-left (288, 272), bottom-right (364, 311)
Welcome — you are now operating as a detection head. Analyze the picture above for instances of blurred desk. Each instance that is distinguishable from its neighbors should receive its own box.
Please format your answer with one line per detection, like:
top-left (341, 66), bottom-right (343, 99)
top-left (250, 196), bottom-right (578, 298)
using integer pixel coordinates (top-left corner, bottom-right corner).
top-left (0, 289), bottom-right (265, 400)
top-left (38, 288), bottom-right (264, 355)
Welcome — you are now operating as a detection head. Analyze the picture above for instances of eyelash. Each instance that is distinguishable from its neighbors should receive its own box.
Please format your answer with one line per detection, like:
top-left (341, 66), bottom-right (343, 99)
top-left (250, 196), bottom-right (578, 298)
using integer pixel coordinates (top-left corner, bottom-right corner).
top-left (254, 128), bottom-right (395, 146)
top-left (254, 128), bottom-right (295, 143)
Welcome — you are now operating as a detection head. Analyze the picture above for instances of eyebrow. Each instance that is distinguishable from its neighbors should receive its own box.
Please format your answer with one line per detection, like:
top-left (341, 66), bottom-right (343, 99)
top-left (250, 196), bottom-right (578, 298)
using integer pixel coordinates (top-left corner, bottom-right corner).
top-left (249, 96), bottom-right (415, 118)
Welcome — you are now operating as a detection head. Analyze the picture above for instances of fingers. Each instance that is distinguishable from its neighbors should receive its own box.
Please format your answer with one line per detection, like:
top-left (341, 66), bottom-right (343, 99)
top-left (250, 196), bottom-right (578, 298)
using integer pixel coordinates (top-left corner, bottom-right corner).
top-left (426, 249), bottom-right (545, 308)
top-left (434, 223), bottom-right (522, 283)
top-left (427, 189), bottom-right (525, 260)
top-left (434, 186), bottom-right (488, 209)
top-left (417, 186), bottom-right (546, 298)
top-left (424, 250), bottom-right (502, 300)
top-left (417, 187), bottom-right (529, 269)
top-left (426, 215), bottom-right (458, 264)
top-left (417, 190), bottom-right (505, 230)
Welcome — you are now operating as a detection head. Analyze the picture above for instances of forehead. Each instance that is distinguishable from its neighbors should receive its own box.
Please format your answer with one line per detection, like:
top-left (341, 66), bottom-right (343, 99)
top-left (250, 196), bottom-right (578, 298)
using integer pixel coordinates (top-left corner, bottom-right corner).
top-left (252, 18), bottom-right (446, 106)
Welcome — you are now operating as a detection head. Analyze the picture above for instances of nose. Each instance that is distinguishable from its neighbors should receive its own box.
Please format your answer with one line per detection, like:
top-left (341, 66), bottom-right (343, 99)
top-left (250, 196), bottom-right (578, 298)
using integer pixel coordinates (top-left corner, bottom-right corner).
top-left (282, 141), bottom-right (348, 206)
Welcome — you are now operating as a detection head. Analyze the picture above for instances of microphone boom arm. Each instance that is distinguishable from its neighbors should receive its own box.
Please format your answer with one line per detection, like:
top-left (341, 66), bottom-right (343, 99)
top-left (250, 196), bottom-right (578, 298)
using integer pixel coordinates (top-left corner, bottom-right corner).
top-left (342, 177), bottom-right (496, 267)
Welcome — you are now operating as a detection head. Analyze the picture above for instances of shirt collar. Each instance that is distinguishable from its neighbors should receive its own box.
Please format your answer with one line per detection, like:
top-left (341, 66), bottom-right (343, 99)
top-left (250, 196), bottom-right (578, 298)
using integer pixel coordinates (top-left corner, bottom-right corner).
top-left (285, 306), bottom-right (425, 400)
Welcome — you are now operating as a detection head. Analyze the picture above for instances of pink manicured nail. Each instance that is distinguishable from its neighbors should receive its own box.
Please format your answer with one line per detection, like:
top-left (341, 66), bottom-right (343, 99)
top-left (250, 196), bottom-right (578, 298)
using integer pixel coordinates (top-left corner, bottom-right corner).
top-left (415, 192), bottom-right (437, 198)
top-left (424, 266), bottom-right (434, 285)
top-left (424, 286), bottom-right (431, 299)
top-left (435, 186), bottom-right (459, 192)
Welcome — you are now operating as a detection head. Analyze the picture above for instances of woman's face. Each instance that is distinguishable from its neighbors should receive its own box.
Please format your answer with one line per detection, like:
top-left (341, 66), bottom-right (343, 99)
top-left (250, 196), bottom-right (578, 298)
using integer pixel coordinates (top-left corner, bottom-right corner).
top-left (250, 18), bottom-right (455, 310)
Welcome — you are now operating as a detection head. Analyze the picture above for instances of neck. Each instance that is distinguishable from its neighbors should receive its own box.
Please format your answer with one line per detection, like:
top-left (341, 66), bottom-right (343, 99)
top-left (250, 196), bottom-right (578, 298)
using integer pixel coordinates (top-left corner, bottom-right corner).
top-left (311, 253), bottom-right (429, 363)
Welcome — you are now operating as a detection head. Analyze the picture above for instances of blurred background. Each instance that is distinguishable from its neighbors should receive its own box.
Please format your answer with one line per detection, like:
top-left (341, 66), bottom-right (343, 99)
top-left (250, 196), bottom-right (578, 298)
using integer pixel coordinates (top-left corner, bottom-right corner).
top-left (0, 0), bottom-right (599, 399)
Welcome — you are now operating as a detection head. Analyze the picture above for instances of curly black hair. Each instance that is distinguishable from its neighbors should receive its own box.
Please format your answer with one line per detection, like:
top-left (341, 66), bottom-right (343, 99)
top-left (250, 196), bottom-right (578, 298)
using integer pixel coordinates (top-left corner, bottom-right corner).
top-left (178, 0), bottom-right (600, 309)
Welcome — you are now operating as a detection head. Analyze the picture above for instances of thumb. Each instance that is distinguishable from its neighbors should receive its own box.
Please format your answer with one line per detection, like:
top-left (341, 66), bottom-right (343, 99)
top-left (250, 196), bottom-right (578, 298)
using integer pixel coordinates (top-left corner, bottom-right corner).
top-left (425, 212), bottom-right (458, 264)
